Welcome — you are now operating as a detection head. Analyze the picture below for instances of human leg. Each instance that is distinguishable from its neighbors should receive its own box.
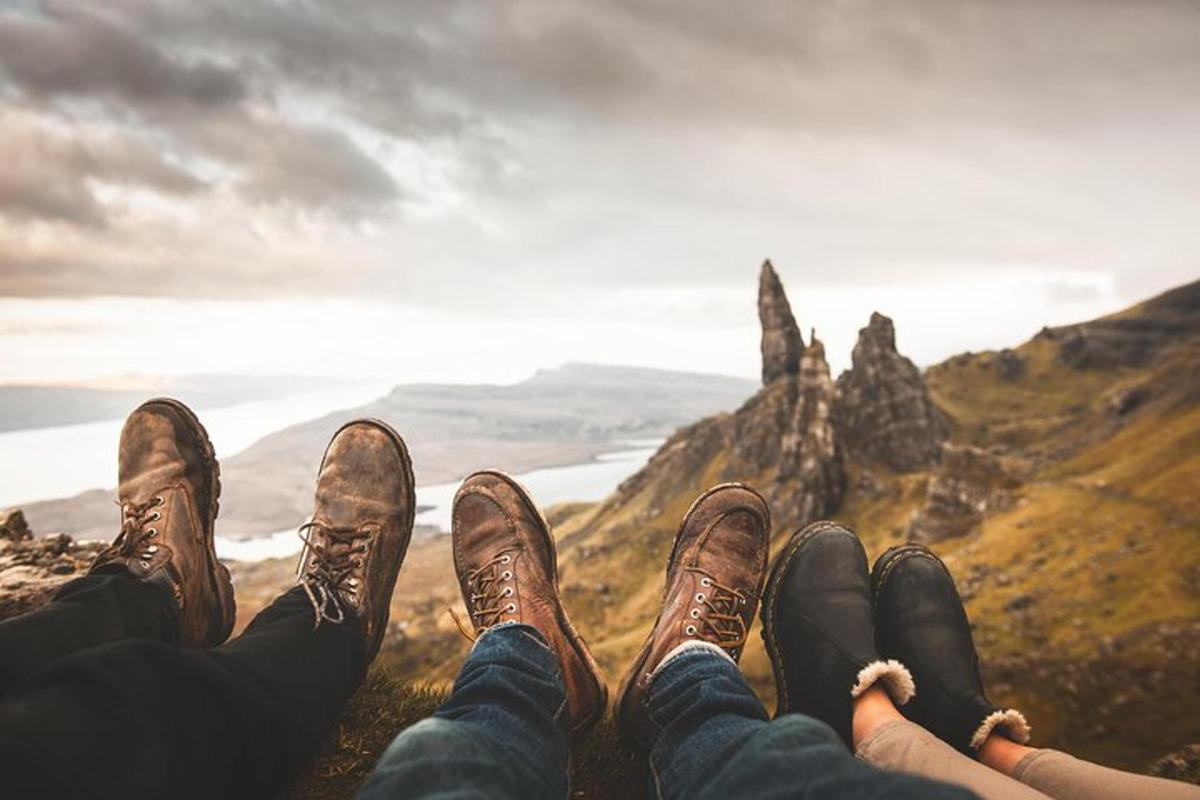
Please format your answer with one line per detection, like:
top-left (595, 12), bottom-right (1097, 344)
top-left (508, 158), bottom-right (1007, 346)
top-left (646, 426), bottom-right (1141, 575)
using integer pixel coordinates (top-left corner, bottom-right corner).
top-left (872, 543), bottom-right (1200, 800)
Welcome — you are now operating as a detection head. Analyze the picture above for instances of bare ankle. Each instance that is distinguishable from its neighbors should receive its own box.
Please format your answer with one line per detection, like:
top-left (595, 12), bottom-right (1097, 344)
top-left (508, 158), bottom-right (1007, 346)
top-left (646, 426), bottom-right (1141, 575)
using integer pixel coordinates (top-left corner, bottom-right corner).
top-left (978, 731), bottom-right (1036, 775)
top-left (851, 684), bottom-right (905, 749)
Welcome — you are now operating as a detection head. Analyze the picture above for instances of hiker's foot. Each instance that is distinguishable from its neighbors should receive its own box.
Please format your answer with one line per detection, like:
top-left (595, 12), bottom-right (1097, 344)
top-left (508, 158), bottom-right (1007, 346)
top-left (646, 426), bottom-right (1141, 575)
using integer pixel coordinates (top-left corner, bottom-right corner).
top-left (760, 523), bottom-right (915, 747)
top-left (90, 398), bottom-right (235, 647)
top-left (297, 419), bottom-right (415, 661)
top-left (451, 470), bottom-right (607, 737)
top-left (872, 543), bottom-right (1030, 754)
top-left (616, 483), bottom-right (770, 749)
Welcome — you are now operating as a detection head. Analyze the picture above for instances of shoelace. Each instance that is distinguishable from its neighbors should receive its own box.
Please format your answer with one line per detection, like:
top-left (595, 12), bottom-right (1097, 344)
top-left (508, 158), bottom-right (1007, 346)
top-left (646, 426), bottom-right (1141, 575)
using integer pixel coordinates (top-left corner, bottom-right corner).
top-left (103, 496), bottom-right (165, 568)
top-left (690, 568), bottom-right (750, 654)
top-left (297, 522), bottom-right (372, 629)
top-left (449, 550), bottom-right (516, 641)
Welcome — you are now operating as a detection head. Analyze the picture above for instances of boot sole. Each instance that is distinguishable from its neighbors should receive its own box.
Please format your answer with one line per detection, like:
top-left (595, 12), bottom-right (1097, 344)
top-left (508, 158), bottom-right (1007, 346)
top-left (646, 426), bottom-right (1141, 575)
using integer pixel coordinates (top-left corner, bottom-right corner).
top-left (456, 468), bottom-right (608, 739)
top-left (615, 482), bottom-right (770, 749)
top-left (316, 418), bottom-right (417, 660)
top-left (759, 520), bottom-right (857, 716)
top-left (139, 397), bottom-right (235, 647)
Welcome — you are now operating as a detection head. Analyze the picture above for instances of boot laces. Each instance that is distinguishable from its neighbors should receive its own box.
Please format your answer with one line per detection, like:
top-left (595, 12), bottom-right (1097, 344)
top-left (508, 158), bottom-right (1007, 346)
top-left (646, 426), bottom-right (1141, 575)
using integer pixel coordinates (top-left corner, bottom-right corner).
top-left (297, 522), bottom-right (372, 629)
top-left (102, 496), bottom-right (165, 568)
top-left (449, 550), bottom-right (516, 641)
top-left (689, 568), bottom-right (750, 654)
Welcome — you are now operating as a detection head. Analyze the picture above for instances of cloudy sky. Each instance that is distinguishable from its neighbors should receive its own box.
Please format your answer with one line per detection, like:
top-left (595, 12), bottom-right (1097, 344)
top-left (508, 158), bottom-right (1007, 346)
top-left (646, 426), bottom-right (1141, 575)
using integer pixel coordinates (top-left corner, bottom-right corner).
top-left (1, 0), bottom-right (1198, 385)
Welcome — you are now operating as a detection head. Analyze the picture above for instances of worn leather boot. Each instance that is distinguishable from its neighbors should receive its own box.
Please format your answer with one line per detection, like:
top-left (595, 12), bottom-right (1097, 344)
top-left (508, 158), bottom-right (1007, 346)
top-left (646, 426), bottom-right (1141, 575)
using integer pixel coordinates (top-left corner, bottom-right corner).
top-left (90, 398), bottom-right (235, 647)
top-left (451, 470), bottom-right (607, 738)
top-left (296, 419), bottom-right (415, 661)
top-left (760, 522), bottom-right (915, 747)
top-left (872, 543), bottom-right (1030, 754)
top-left (616, 483), bottom-right (770, 749)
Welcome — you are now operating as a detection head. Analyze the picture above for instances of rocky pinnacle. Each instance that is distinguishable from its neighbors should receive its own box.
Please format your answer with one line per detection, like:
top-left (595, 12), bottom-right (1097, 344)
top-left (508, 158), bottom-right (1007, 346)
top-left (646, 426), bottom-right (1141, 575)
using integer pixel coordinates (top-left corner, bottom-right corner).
top-left (835, 312), bottom-right (949, 471)
top-left (758, 259), bottom-right (804, 385)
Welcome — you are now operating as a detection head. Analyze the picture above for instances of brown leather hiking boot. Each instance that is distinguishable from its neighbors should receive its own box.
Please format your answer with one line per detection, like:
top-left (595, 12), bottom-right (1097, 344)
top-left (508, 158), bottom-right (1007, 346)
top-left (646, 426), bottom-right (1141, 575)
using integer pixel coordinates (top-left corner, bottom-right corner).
top-left (451, 470), bottom-right (607, 737)
top-left (616, 483), bottom-right (771, 748)
top-left (296, 419), bottom-right (415, 661)
top-left (90, 398), bottom-right (235, 647)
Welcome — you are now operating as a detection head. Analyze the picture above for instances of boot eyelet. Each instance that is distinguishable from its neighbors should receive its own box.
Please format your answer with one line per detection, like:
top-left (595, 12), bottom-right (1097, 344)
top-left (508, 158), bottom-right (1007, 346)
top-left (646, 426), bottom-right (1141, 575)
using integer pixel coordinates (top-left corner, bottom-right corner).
top-left (146, 528), bottom-right (158, 537)
top-left (505, 603), bottom-right (516, 613)
top-left (700, 577), bottom-right (712, 587)
top-left (153, 496), bottom-right (164, 506)
top-left (500, 554), bottom-right (512, 564)
top-left (685, 625), bottom-right (697, 636)
top-left (139, 560), bottom-right (150, 569)
top-left (695, 593), bottom-right (705, 603)
top-left (149, 512), bottom-right (161, 522)
top-left (690, 608), bottom-right (701, 618)
top-left (503, 587), bottom-right (514, 597)
top-left (502, 570), bottom-right (513, 580)
top-left (146, 545), bottom-right (159, 554)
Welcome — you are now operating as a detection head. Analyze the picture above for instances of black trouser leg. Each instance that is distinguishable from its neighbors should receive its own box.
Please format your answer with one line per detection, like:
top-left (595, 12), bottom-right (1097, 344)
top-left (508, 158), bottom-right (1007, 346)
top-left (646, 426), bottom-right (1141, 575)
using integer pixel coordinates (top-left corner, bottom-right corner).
top-left (0, 585), bottom-right (366, 800)
top-left (0, 571), bottom-right (175, 696)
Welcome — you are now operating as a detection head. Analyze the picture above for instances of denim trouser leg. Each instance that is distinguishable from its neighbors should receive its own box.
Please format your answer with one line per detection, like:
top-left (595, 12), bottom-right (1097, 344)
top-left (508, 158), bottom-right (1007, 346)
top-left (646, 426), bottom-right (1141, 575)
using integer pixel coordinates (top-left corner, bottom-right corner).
top-left (358, 623), bottom-right (570, 800)
top-left (647, 647), bottom-right (980, 800)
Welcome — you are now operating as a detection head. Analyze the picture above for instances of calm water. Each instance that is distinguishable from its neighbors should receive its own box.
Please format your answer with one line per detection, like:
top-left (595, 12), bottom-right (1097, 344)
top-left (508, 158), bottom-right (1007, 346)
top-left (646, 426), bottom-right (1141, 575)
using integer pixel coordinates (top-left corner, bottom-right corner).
top-left (215, 442), bottom-right (661, 562)
top-left (0, 384), bottom-right (391, 510)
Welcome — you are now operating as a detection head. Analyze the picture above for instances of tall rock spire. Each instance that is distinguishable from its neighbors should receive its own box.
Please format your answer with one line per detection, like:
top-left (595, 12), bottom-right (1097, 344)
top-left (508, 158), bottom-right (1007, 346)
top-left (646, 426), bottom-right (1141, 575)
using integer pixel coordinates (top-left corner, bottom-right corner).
top-left (758, 259), bottom-right (804, 385)
top-left (834, 312), bottom-right (949, 471)
top-left (776, 330), bottom-right (846, 521)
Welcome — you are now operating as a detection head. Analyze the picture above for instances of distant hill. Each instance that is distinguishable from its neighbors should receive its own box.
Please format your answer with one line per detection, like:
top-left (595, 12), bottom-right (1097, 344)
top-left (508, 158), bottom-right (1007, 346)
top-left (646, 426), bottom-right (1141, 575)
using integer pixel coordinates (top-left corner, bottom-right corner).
top-left (21, 363), bottom-right (756, 539)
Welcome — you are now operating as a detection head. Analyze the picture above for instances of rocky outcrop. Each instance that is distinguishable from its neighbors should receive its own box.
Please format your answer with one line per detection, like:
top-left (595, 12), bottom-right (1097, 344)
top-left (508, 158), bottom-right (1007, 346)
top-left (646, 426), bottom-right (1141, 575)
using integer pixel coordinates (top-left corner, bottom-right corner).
top-left (835, 312), bottom-right (949, 471)
top-left (908, 445), bottom-right (1020, 542)
top-left (601, 264), bottom-right (956, 532)
top-left (994, 349), bottom-right (1026, 381)
top-left (758, 259), bottom-right (804, 385)
top-left (774, 334), bottom-right (846, 522)
top-left (1152, 744), bottom-right (1200, 785)
top-left (0, 509), bottom-right (104, 620)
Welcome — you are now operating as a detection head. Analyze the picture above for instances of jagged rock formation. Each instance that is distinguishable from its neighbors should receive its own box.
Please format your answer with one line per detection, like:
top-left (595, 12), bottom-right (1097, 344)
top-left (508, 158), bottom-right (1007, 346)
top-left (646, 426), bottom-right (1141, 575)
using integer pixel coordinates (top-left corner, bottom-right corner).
top-left (0, 509), bottom-right (104, 620)
top-left (609, 264), bottom-right (855, 531)
top-left (758, 260), bottom-right (804, 385)
top-left (775, 333), bottom-right (846, 522)
top-left (835, 312), bottom-right (949, 471)
top-left (908, 444), bottom-right (1020, 542)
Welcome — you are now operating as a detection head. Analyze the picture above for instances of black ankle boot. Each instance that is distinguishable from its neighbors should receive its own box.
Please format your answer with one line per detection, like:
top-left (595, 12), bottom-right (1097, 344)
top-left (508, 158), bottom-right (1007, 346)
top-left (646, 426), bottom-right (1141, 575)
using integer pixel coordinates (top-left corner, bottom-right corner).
top-left (761, 522), bottom-right (915, 747)
top-left (872, 544), bottom-right (1030, 754)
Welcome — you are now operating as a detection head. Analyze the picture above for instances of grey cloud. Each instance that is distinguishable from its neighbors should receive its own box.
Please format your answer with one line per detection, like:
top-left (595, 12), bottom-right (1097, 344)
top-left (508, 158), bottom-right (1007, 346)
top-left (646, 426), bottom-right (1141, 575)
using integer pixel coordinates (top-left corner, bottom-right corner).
top-left (0, 3), bottom-right (245, 107)
top-left (0, 120), bottom-right (205, 226)
top-left (0, 0), bottom-right (1197, 303)
top-left (232, 123), bottom-right (402, 216)
top-left (0, 165), bottom-right (106, 227)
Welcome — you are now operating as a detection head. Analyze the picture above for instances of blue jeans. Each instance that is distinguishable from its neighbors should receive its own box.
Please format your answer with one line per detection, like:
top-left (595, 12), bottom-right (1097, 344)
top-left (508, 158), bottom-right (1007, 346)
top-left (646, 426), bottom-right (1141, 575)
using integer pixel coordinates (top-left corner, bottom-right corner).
top-left (358, 625), bottom-right (976, 799)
